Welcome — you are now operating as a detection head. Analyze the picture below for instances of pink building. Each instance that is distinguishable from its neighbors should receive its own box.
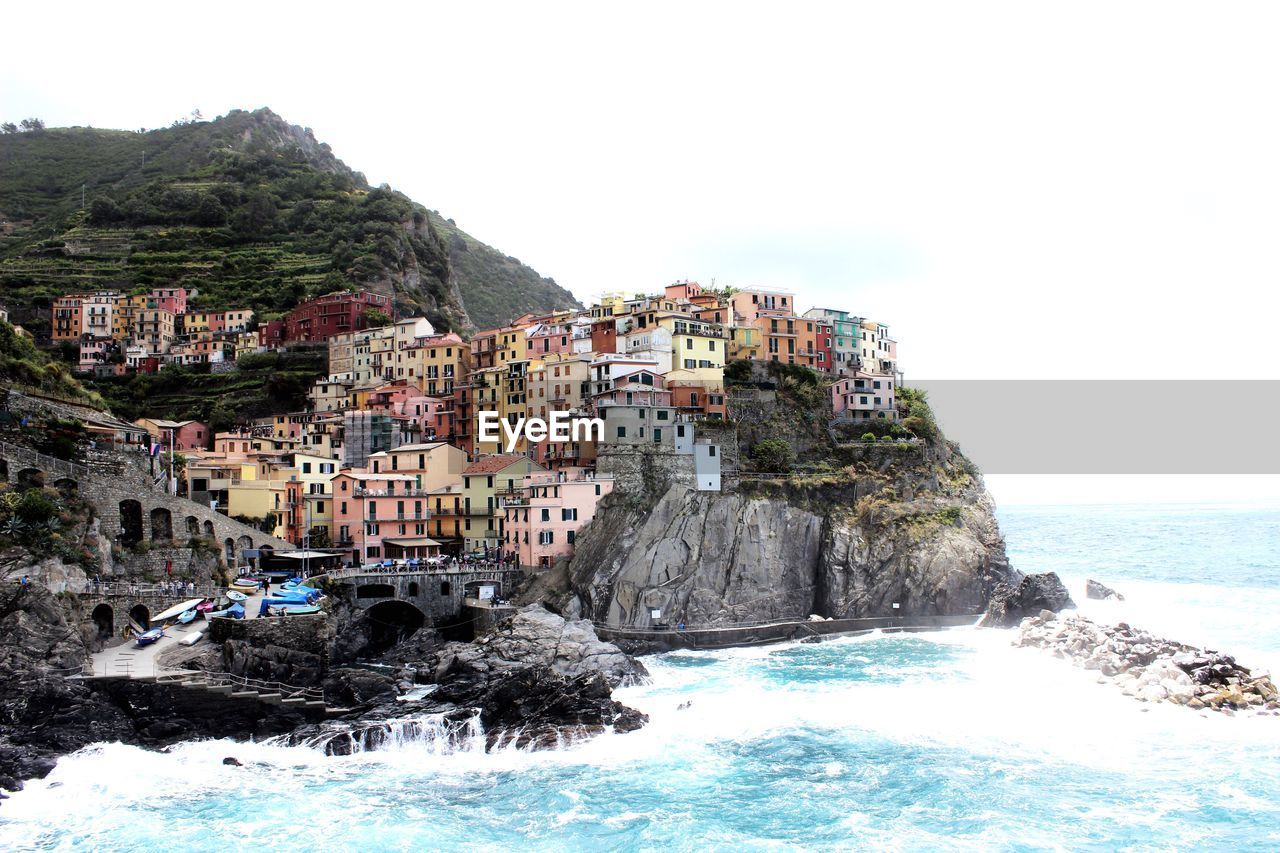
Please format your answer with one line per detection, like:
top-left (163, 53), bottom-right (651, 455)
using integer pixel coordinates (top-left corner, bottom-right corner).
top-left (730, 289), bottom-right (796, 324)
top-left (150, 287), bottom-right (188, 315)
top-left (502, 469), bottom-right (614, 569)
top-left (525, 321), bottom-right (576, 358)
top-left (134, 418), bottom-right (210, 452)
top-left (331, 471), bottom-right (435, 565)
top-left (830, 372), bottom-right (897, 421)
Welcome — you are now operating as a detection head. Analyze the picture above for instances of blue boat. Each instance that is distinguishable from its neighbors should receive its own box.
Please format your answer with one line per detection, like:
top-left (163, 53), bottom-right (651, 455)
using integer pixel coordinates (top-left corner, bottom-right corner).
top-left (177, 609), bottom-right (197, 625)
top-left (135, 627), bottom-right (164, 646)
top-left (208, 602), bottom-right (245, 620)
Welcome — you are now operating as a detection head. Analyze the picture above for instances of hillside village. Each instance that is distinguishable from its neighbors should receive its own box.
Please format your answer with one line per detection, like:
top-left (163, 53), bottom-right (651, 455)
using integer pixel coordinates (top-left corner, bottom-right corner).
top-left (21, 281), bottom-right (903, 570)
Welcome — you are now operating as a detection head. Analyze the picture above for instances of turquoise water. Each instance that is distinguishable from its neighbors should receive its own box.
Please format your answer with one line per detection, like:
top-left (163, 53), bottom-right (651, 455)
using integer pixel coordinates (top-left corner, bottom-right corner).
top-left (3, 503), bottom-right (1280, 850)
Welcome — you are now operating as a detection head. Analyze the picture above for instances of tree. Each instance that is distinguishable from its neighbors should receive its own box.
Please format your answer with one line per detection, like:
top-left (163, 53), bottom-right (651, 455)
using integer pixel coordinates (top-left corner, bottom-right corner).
top-left (89, 197), bottom-right (122, 225)
top-left (751, 439), bottom-right (796, 474)
top-left (191, 194), bottom-right (227, 226)
top-left (363, 308), bottom-right (391, 328)
top-left (19, 118), bottom-right (45, 131)
top-left (0, 122), bottom-right (16, 134)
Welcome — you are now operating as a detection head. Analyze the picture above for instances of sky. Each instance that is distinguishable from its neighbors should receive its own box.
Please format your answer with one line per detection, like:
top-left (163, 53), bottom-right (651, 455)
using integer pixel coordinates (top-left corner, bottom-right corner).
top-left (3, 1), bottom-right (1277, 505)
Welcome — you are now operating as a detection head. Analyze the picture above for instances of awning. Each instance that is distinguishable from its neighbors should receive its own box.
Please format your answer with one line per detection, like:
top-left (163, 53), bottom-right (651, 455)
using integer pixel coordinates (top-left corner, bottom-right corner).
top-left (272, 550), bottom-right (336, 560)
top-left (382, 537), bottom-right (441, 548)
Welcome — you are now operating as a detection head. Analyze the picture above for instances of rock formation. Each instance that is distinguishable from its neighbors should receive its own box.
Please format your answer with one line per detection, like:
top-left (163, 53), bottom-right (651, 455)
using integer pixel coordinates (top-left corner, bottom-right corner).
top-left (286, 604), bottom-right (648, 754)
top-left (566, 435), bottom-right (1019, 628)
top-left (1086, 579), bottom-right (1124, 601)
top-left (981, 572), bottom-right (1076, 627)
top-left (1014, 612), bottom-right (1279, 713)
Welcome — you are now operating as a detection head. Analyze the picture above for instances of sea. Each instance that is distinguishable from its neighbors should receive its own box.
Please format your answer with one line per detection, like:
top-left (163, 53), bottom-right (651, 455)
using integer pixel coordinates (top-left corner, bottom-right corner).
top-left (3, 502), bottom-right (1279, 851)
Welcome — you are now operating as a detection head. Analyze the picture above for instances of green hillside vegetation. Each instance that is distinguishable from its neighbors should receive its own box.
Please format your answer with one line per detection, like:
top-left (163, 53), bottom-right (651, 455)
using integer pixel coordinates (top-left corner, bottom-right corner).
top-left (0, 320), bottom-right (102, 407)
top-left (87, 348), bottom-right (326, 430)
top-left (0, 109), bottom-right (577, 333)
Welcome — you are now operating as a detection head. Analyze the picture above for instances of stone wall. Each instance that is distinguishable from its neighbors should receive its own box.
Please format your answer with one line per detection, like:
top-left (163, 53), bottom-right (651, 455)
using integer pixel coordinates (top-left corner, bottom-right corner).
top-left (340, 569), bottom-right (523, 623)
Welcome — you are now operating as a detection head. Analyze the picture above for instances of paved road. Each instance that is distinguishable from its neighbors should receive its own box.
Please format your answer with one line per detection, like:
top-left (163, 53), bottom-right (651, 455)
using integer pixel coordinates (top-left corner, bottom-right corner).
top-left (87, 589), bottom-right (270, 677)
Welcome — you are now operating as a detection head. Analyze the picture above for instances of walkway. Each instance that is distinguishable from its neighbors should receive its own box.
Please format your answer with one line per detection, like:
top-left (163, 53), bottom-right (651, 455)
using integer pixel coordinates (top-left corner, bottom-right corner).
top-left (88, 617), bottom-right (207, 678)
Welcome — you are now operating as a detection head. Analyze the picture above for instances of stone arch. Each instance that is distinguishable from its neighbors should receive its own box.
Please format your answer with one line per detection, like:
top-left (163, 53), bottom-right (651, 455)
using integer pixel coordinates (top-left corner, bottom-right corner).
top-left (150, 507), bottom-right (173, 542)
top-left (356, 583), bottom-right (396, 599)
top-left (203, 519), bottom-right (215, 536)
top-left (53, 477), bottom-right (79, 496)
top-left (364, 600), bottom-right (426, 654)
top-left (119, 500), bottom-right (144, 546)
top-left (129, 603), bottom-right (150, 630)
top-left (440, 580), bottom-right (451, 597)
top-left (185, 516), bottom-right (200, 538)
top-left (91, 603), bottom-right (114, 640)
top-left (16, 467), bottom-right (43, 489)
top-left (407, 581), bottom-right (419, 597)
top-left (236, 535), bottom-right (253, 553)
top-left (224, 538), bottom-right (235, 563)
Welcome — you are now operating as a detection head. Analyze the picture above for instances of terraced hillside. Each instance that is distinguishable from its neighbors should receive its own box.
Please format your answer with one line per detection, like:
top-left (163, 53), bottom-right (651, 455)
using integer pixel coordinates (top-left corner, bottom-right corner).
top-left (0, 109), bottom-right (578, 333)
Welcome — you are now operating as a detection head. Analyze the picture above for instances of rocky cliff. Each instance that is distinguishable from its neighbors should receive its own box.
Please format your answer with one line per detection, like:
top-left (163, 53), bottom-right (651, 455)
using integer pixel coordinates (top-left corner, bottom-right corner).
top-left (565, 434), bottom-right (1020, 629)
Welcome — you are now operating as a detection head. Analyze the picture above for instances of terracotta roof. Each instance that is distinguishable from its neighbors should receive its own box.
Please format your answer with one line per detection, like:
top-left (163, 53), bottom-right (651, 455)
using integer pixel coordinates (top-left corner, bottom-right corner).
top-left (463, 454), bottom-right (533, 475)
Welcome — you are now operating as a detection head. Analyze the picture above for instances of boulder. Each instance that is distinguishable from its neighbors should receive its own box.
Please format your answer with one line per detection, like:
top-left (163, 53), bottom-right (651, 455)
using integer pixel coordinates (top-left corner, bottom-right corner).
top-left (981, 572), bottom-right (1076, 627)
top-left (1086, 579), bottom-right (1124, 601)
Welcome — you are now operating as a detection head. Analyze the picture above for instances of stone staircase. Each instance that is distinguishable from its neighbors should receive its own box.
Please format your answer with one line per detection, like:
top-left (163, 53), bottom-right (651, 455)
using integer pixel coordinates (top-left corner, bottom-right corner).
top-left (157, 671), bottom-right (328, 711)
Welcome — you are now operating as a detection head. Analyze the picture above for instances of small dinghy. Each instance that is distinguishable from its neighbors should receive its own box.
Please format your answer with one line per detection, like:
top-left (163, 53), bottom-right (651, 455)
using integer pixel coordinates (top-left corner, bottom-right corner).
top-left (226, 590), bottom-right (249, 603)
top-left (231, 578), bottom-right (260, 591)
top-left (177, 609), bottom-right (197, 625)
top-left (208, 602), bottom-right (246, 620)
top-left (195, 599), bottom-right (216, 613)
top-left (179, 631), bottom-right (203, 647)
top-left (280, 604), bottom-right (322, 616)
top-left (135, 627), bottom-right (164, 646)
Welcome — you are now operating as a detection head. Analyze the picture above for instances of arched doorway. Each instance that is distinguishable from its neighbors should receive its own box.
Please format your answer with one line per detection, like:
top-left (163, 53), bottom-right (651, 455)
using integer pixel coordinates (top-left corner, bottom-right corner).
top-left (203, 519), bottom-right (215, 536)
top-left (224, 538), bottom-right (235, 563)
top-left (150, 507), bottom-right (173, 542)
top-left (186, 516), bottom-right (200, 538)
top-left (364, 600), bottom-right (426, 654)
top-left (119, 500), bottom-right (143, 546)
top-left (236, 535), bottom-right (253, 553)
top-left (54, 477), bottom-right (78, 496)
top-left (91, 603), bottom-right (114, 640)
top-left (17, 468), bottom-right (44, 489)
top-left (128, 604), bottom-right (150, 631)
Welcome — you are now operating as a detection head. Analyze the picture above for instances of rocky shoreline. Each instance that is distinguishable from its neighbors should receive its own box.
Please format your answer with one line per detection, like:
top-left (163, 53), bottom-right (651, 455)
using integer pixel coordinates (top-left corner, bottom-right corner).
top-left (1014, 611), bottom-right (1280, 714)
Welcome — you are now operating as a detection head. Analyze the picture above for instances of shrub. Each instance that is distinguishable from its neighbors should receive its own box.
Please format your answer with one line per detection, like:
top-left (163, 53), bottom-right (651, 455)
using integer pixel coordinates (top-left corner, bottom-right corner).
top-left (861, 432), bottom-right (877, 442)
top-left (879, 435), bottom-right (894, 442)
top-left (751, 438), bottom-right (796, 474)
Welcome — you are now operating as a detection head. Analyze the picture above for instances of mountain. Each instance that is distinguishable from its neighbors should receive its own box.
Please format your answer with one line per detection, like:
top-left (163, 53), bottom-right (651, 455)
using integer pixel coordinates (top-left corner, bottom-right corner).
top-left (0, 108), bottom-right (578, 333)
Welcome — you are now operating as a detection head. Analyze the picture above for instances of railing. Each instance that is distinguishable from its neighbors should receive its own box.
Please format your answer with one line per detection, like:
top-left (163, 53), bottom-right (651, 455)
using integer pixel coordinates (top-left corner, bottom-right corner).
top-left (72, 580), bottom-right (227, 599)
top-left (0, 440), bottom-right (92, 480)
top-left (354, 488), bottom-right (435, 497)
top-left (326, 563), bottom-right (518, 579)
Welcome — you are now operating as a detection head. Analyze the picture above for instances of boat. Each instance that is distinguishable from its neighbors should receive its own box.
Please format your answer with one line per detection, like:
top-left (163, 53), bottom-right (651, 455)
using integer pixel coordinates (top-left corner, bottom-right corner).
top-left (150, 597), bottom-right (207, 623)
top-left (178, 631), bottom-right (203, 647)
top-left (280, 604), bottom-right (322, 616)
top-left (177, 609), bottom-right (197, 625)
top-left (231, 579), bottom-right (260, 592)
top-left (135, 627), bottom-right (164, 646)
top-left (226, 590), bottom-right (249, 603)
top-left (208, 603), bottom-right (245, 620)
top-left (195, 599), bottom-right (216, 613)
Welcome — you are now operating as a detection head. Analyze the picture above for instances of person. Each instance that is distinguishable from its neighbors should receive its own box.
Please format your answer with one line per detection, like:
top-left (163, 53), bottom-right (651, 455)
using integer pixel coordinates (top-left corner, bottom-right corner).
top-left (262, 576), bottom-right (271, 594)
top-left (20, 576), bottom-right (29, 585)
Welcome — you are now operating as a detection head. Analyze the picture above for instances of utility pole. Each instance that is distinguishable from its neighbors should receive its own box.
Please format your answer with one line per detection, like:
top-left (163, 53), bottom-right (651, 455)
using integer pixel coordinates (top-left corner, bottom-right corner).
top-left (167, 427), bottom-right (175, 493)
top-left (81, 184), bottom-right (85, 209)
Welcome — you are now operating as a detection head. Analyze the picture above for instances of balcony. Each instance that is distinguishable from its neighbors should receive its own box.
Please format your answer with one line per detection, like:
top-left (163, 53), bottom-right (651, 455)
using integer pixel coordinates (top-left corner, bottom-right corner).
top-left (367, 512), bottom-right (432, 521)
top-left (354, 487), bottom-right (435, 497)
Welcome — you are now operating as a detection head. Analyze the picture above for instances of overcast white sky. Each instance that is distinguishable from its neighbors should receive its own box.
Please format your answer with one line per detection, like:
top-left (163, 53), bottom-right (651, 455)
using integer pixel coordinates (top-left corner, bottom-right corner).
top-left (3, 1), bottom-right (1277, 505)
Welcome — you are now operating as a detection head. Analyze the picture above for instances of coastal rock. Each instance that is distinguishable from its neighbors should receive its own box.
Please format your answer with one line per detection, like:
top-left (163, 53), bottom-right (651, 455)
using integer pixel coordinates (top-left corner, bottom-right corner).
top-left (567, 476), bottom-right (1017, 628)
top-left (469, 604), bottom-right (648, 687)
top-left (1013, 613), bottom-right (1277, 715)
top-left (981, 573), bottom-right (1076, 627)
top-left (1086, 579), bottom-right (1124, 601)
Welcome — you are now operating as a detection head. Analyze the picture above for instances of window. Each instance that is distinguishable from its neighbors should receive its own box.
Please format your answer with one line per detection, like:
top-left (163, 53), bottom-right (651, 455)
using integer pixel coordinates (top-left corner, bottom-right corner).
top-left (568, 530), bottom-right (576, 545)
top-left (440, 581), bottom-right (451, 596)
top-left (538, 530), bottom-right (554, 545)
top-left (541, 508), bottom-right (550, 522)
top-left (709, 445), bottom-right (717, 457)
top-left (686, 338), bottom-right (693, 349)
top-left (617, 426), bottom-right (626, 438)
top-left (562, 508), bottom-right (578, 521)
top-left (653, 429), bottom-right (662, 443)
top-left (657, 410), bottom-right (669, 421)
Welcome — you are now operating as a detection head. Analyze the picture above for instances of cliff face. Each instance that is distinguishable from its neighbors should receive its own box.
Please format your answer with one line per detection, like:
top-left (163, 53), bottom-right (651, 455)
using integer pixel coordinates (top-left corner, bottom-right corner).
top-left (566, 440), bottom-right (1017, 628)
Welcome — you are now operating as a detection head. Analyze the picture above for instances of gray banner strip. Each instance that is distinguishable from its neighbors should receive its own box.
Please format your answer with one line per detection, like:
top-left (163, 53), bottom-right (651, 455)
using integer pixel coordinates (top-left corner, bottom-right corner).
top-left (912, 380), bottom-right (1280, 474)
